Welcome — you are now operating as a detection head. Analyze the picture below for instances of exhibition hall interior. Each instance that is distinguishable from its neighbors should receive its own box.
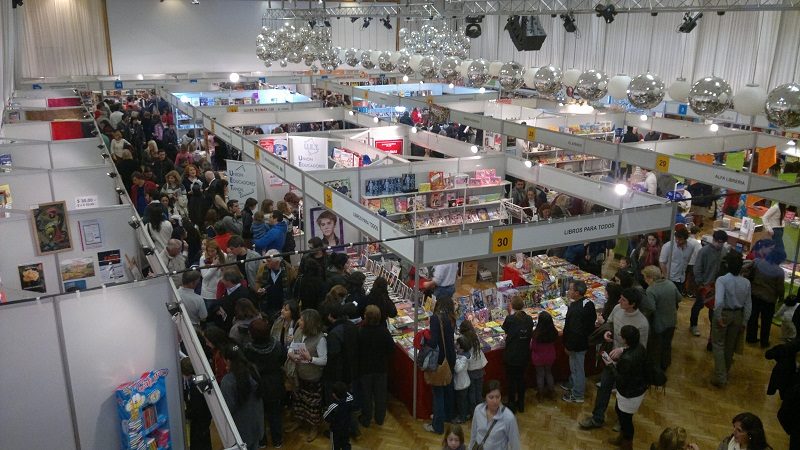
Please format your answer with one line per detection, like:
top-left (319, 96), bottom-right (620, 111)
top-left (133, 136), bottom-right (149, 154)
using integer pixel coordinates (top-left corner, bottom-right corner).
top-left (2, 0), bottom-right (800, 449)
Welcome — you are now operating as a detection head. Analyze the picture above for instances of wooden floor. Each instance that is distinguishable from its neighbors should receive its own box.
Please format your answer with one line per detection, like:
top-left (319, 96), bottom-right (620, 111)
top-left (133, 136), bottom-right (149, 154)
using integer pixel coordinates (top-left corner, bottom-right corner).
top-left (209, 284), bottom-right (790, 449)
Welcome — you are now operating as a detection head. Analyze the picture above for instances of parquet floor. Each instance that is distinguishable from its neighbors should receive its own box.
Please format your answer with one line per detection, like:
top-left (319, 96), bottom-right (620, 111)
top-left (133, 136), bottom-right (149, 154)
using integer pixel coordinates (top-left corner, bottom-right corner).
top-left (209, 281), bottom-right (791, 449)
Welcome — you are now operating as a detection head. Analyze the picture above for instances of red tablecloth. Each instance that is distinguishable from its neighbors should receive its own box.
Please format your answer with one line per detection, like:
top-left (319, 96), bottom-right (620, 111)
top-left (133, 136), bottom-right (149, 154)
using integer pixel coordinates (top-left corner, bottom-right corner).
top-left (388, 337), bottom-right (601, 419)
top-left (501, 264), bottom-right (528, 287)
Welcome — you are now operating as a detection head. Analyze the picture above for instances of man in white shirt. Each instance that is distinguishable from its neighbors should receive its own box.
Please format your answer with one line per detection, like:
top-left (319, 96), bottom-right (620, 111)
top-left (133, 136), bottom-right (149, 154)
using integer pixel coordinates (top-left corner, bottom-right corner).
top-left (424, 262), bottom-right (458, 300)
top-left (178, 270), bottom-right (207, 325)
top-left (160, 239), bottom-right (186, 286)
top-left (659, 228), bottom-right (693, 296)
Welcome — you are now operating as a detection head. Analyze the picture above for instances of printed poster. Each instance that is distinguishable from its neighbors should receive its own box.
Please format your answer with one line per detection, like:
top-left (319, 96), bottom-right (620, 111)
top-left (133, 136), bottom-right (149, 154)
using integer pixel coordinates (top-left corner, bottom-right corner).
top-left (60, 257), bottom-right (96, 281)
top-left (98, 249), bottom-right (128, 283)
top-left (290, 136), bottom-right (328, 171)
top-left (18, 263), bottom-right (46, 293)
top-left (78, 218), bottom-right (104, 251)
top-left (225, 159), bottom-right (258, 203)
top-left (258, 135), bottom-right (289, 159)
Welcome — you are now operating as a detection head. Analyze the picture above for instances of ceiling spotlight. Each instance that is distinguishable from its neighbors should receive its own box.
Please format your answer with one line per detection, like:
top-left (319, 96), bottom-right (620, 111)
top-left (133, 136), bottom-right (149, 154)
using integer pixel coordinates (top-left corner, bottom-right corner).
top-left (709, 123), bottom-right (719, 132)
top-left (142, 246), bottom-right (155, 256)
top-left (136, 74), bottom-right (144, 80)
top-left (191, 374), bottom-right (213, 394)
top-left (411, 126), bottom-right (418, 134)
top-left (678, 12), bottom-right (702, 33)
top-left (323, 19), bottom-right (331, 27)
top-left (788, 139), bottom-right (797, 146)
top-left (350, 16), bottom-right (358, 23)
top-left (348, 110), bottom-right (355, 116)
top-left (479, 87), bottom-right (486, 93)
top-left (373, 116), bottom-right (379, 123)
top-left (594, 4), bottom-right (617, 23)
top-left (115, 187), bottom-right (125, 195)
top-left (362, 17), bottom-right (371, 29)
top-left (191, 0), bottom-right (199, 4)
top-left (128, 216), bottom-right (141, 229)
top-left (380, 15), bottom-right (392, 30)
top-left (560, 12), bottom-right (577, 33)
top-left (465, 16), bottom-right (483, 39)
top-left (106, 172), bottom-right (117, 178)
top-left (524, 160), bottom-right (533, 168)
top-left (614, 183), bottom-right (629, 196)
top-left (166, 301), bottom-right (182, 317)
top-left (470, 145), bottom-right (479, 153)
top-left (229, 72), bottom-right (240, 83)
top-left (308, 19), bottom-right (317, 28)
top-left (640, 114), bottom-right (648, 121)
top-left (402, 75), bottom-right (409, 82)
top-left (449, 83), bottom-right (455, 89)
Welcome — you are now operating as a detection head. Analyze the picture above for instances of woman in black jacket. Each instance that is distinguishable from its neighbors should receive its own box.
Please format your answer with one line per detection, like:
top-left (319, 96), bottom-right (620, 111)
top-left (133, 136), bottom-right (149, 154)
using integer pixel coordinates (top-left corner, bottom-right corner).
top-left (357, 305), bottom-right (395, 427)
top-left (609, 325), bottom-right (649, 450)
top-left (424, 297), bottom-right (456, 435)
top-left (502, 295), bottom-right (534, 413)
top-left (359, 276), bottom-right (398, 325)
top-left (295, 259), bottom-right (326, 311)
top-left (243, 318), bottom-right (287, 449)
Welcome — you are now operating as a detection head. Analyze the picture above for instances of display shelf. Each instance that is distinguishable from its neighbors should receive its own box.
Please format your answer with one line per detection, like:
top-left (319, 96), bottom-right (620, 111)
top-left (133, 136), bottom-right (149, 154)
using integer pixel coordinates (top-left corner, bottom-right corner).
top-left (360, 181), bottom-right (510, 200)
top-left (384, 200), bottom-right (505, 217)
top-left (407, 214), bottom-right (508, 232)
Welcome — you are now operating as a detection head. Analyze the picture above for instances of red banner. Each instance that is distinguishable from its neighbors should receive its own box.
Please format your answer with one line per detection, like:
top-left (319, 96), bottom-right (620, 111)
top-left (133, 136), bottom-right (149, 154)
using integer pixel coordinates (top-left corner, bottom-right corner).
top-left (375, 138), bottom-right (403, 155)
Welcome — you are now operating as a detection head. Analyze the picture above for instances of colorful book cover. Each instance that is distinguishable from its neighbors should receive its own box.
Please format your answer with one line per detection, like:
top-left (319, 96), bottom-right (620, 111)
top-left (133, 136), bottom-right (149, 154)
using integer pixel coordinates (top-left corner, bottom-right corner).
top-left (429, 192), bottom-right (444, 208)
top-left (453, 173), bottom-right (469, 188)
top-left (395, 197), bottom-right (408, 213)
top-left (366, 199), bottom-right (381, 211)
top-left (429, 171), bottom-right (445, 190)
top-left (469, 178), bottom-right (482, 187)
top-left (414, 195), bottom-right (427, 211)
top-left (381, 197), bottom-right (396, 214)
top-left (445, 193), bottom-right (456, 207)
top-left (418, 182), bottom-right (431, 192)
top-left (400, 173), bottom-right (416, 192)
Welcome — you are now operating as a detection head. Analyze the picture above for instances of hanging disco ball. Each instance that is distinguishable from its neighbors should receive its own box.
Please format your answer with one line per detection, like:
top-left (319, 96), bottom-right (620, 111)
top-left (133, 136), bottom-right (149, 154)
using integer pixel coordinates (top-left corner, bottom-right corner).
top-left (397, 54), bottom-right (414, 75)
top-left (360, 50), bottom-right (375, 69)
top-left (765, 83), bottom-right (800, 128)
top-left (687, 76), bottom-right (732, 118)
top-left (263, 60), bottom-right (272, 68)
top-left (574, 69), bottom-right (609, 101)
top-left (279, 59), bottom-right (288, 68)
top-left (286, 51), bottom-right (302, 64)
top-left (378, 51), bottom-right (396, 71)
top-left (310, 64), bottom-right (319, 74)
top-left (440, 56), bottom-right (462, 83)
top-left (466, 59), bottom-right (490, 88)
top-left (344, 48), bottom-right (359, 67)
top-left (533, 65), bottom-right (563, 96)
top-left (418, 55), bottom-right (439, 78)
top-left (627, 73), bottom-right (665, 109)
top-left (498, 62), bottom-right (525, 91)
top-left (398, 28), bottom-right (408, 40)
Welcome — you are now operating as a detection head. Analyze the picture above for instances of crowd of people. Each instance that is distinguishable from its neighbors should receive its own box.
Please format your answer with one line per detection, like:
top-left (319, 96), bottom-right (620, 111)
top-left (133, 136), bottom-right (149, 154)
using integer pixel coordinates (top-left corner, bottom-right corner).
top-left (97, 94), bottom-right (800, 449)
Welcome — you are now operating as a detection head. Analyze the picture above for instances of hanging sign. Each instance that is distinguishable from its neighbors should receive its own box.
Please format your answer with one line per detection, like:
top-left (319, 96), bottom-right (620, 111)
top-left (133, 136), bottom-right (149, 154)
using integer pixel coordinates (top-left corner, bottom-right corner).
top-left (374, 139), bottom-right (403, 155)
top-left (114, 81), bottom-right (123, 89)
top-left (324, 188), bottom-right (334, 209)
top-left (225, 160), bottom-right (258, 202)
top-left (491, 228), bottom-right (514, 254)
top-left (527, 127), bottom-right (537, 142)
top-left (655, 155), bottom-right (670, 173)
top-left (290, 136), bottom-right (328, 171)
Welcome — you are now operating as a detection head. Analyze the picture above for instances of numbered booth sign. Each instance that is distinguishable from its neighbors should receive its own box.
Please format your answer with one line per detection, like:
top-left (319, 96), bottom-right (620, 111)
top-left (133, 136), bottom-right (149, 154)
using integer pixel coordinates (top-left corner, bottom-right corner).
top-left (492, 229), bottom-right (513, 254)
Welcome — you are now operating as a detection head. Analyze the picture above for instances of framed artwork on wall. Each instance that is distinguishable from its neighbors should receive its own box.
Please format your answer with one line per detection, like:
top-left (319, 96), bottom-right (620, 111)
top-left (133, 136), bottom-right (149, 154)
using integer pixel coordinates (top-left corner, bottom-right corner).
top-left (31, 201), bottom-right (73, 255)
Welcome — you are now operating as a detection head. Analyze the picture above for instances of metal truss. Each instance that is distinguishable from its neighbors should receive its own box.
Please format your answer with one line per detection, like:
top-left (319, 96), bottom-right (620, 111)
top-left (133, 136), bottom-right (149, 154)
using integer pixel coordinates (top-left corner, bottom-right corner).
top-left (260, 0), bottom-right (800, 20)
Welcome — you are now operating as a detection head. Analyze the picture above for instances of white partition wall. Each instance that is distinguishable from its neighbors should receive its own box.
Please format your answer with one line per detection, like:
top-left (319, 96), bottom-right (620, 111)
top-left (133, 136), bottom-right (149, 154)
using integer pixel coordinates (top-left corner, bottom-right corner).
top-left (0, 279), bottom-right (186, 450)
top-left (0, 121), bottom-right (51, 140)
top-left (0, 298), bottom-right (77, 450)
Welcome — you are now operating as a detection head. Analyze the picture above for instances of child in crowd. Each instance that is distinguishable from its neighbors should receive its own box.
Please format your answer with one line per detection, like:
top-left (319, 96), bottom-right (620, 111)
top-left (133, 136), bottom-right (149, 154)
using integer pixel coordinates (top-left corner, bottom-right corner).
top-left (530, 311), bottom-right (558, 400)
top-left (453, 336), bottom-right (471, 424)
top-left (442, 424), bottom-right (467, 450)
top-left (251, 211), bottom-right (268, 241)
top-left (777, 296), bottom-right (799, 342)
top-left (615, 256), bottom-right (635, 281)
top-left (459, 320), bottom-right (487, 414)
top-left (323, 381), bottom-right (354, 450)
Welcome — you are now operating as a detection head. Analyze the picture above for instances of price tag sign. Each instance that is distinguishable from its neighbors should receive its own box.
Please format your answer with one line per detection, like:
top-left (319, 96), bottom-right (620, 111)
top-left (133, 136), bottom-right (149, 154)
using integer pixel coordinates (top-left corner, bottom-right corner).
top-left (655, 155), bottom-right (670, 173)
top-left (323, 187), bottom-right (333, 209)
top-left (491, 228), bottom-right (514, 254)
top-left (527, 127), bottom-right (537, 142)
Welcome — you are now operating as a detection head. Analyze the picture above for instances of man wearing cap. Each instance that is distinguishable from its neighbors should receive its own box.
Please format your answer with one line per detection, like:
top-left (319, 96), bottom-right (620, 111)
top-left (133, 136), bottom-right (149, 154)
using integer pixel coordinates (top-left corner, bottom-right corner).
top-left (691, 230), bottom-right (729, 337)
top-left (256, 249), bottom-right (297, 320)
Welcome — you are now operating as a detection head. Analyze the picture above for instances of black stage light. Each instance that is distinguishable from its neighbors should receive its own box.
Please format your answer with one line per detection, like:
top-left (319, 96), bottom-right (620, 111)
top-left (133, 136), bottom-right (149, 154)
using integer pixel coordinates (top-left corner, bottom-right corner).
top-left (678, 12), bottom-right (702, 33)
top-left (505, 15), bottom-right (547, 51)
top-left (594, 4), bottom-right (617, 23)
top-left (362, 17), bottom-right (371, 29)
top-left (350, 16), bottom-right (358, 23)
top-left (465, 16), bottom-right (484, 39)
top-left (380, 15), bottom-right (392, 29)
top-left (560, 13), bottom-right (577, 33)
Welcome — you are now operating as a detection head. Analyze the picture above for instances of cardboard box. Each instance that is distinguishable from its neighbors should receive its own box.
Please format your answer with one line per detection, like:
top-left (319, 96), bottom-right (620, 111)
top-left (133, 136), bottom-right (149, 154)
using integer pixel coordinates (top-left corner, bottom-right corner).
top-left (461, 260), bottom-right (479, 281)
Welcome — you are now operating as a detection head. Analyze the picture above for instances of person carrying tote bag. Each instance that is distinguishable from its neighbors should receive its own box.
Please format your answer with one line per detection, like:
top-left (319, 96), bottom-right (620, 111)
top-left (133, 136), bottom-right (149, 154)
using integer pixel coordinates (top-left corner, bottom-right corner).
top-left (423, 298), bottom-right (457, 435)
